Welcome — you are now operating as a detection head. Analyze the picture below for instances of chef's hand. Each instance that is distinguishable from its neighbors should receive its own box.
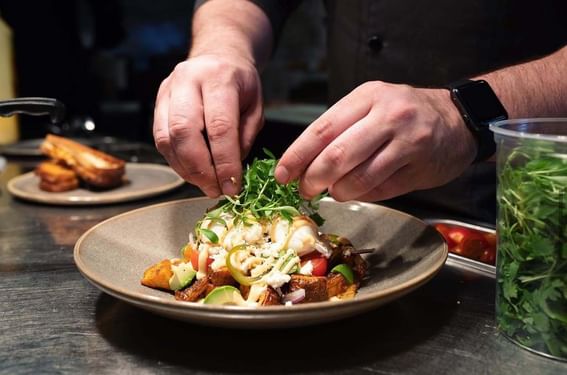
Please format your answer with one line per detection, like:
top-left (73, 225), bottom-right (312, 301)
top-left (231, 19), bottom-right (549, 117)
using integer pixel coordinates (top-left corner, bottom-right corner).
top-left (275, 81), bottom-right (477, 202)
top-left (153, 54), bottom-right (263, 197)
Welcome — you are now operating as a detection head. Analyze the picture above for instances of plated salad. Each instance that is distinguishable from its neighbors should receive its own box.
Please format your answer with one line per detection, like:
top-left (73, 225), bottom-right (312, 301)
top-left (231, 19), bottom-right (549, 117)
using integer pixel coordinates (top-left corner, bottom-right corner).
top-left (141, 151), bottom-right (368, 306)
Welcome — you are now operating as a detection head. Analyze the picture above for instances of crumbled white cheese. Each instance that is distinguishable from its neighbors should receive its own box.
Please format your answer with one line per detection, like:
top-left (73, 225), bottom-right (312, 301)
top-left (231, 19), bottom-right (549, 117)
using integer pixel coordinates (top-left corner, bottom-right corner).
top-left (262, 270), bottom-right (291, 288)
top-left (210, 248), bottom-right (228, 271)
top-left (299, 260), bottom-right (313, 275)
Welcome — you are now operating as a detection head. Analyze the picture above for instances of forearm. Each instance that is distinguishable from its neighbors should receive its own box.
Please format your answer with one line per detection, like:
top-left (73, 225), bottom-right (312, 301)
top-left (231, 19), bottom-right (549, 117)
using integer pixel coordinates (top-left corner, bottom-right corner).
top-left (478, 45), bottom-right (567, 118)
top-left (190, 0), bottom-right (273, 69)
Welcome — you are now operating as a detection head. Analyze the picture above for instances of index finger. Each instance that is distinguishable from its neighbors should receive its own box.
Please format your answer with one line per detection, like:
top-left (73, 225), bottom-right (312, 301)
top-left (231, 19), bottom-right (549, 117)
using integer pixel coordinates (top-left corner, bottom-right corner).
top-left (202, 83), bottom-right (242, 196)
top-left (275, 94), bottom-right (372, 184)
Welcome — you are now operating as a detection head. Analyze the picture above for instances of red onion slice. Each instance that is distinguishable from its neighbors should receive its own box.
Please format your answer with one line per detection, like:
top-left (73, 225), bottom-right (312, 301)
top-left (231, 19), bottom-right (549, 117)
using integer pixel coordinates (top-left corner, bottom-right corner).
top-left (283, 288), bottom-right (306, 304)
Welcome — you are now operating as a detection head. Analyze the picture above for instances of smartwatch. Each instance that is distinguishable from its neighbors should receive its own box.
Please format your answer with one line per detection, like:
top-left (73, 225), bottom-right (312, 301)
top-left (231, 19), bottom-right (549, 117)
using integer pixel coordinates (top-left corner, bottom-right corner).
top-left (445, 79), bottom-right (508, 162)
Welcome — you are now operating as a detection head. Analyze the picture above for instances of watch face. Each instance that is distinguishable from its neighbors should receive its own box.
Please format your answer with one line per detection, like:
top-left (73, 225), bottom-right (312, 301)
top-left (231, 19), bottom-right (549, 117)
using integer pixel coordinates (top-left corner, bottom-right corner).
top-left (454, 80), bottom-right (508, 126)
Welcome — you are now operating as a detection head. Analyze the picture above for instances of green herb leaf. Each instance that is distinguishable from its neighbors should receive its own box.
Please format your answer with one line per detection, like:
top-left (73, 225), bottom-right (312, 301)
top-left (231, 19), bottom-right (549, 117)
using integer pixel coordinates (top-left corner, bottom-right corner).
top-left (199, 228), bottom-right (219, 244)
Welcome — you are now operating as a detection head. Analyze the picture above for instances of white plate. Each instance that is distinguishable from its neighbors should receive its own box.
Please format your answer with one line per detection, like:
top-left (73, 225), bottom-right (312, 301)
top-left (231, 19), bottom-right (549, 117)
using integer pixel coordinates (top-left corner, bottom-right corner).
top-left (74, 197), bottom-right (448, 328)
top-left (7, 163), bottom-right (185, 205)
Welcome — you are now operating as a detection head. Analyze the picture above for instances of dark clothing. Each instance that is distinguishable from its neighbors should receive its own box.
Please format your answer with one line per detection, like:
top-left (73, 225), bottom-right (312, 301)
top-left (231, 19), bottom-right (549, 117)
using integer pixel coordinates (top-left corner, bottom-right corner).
top-left (253, 0), bottom-right (567, 223)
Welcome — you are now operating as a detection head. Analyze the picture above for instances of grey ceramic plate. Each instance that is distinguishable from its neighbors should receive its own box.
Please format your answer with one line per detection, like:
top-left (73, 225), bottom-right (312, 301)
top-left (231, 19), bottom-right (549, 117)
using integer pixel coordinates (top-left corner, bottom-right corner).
top-left (74, 197), bottom-right (447, 328)
top-left (7, 163), bottom-right (184, 205)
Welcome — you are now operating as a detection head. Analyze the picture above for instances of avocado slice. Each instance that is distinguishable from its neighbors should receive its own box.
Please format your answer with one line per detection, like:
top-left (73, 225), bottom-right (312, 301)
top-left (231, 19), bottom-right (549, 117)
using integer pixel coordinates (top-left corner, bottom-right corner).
top-left (203, 285), bottom-right (245, 306)
top-left (168, 262), bottom-right (196, 291)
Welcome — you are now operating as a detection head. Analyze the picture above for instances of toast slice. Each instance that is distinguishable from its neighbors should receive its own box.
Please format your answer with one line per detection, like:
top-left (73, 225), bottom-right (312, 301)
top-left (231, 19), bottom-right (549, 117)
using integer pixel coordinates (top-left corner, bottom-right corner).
top-left (35, 161), bottom-right (79, 192)
top-left (40, 134), bottom-right (125, 189)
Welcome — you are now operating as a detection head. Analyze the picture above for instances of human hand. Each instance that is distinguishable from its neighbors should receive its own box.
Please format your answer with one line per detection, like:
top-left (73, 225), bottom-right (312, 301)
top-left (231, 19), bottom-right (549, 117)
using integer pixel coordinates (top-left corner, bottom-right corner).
top-left (275, 81), bottom-right (477, 202)
top-left (153, 54), bottom-right (263, 197)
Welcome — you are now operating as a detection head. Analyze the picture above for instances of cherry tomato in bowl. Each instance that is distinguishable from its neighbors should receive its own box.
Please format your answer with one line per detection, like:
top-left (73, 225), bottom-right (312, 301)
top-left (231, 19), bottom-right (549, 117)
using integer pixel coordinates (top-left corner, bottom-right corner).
top-left (433, 222), bottom-right (496, 265)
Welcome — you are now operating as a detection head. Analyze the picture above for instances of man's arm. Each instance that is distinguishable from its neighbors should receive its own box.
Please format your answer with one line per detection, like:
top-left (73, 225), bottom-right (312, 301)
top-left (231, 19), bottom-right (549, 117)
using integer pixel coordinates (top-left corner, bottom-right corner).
top-left (153, 0), bottom-right (273, 197)
top-left (275, 45), bottom-right (567, 202)
top-left (190, 0), bottom-right (273, 69)
top-left (480, 45), bottom-right (567, 118)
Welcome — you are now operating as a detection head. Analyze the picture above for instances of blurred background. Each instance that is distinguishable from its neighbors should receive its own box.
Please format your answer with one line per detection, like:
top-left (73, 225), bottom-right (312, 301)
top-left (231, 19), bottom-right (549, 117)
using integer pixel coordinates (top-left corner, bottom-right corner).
top-left (0, 0), bottom-right (327, 157)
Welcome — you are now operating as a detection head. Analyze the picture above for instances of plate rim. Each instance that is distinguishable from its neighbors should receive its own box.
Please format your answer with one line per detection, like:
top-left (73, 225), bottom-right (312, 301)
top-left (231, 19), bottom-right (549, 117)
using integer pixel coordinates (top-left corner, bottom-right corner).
top-left (7, 163), bottom-right (185, 205)
top-left (74, 197), bottom-right (448, 316)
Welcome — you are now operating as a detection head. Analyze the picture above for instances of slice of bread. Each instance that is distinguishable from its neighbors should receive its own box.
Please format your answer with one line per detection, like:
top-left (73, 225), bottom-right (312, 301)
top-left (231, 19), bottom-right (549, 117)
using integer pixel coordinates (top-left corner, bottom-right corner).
top-left (40, 134), bottom-right (125, 189)
top-left (35, 161), bottom-right (79, 192)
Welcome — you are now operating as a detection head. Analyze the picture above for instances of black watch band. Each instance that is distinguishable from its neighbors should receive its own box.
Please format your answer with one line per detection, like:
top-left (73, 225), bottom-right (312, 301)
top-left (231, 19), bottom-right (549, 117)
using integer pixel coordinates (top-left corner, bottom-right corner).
top-left (445, 79), bottom-right (508, 162)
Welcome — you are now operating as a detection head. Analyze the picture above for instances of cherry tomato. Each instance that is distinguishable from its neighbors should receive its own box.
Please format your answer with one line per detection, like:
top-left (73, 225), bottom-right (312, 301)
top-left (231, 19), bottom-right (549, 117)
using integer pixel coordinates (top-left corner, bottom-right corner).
top-left (301, 252), bottom-right (328, 276)
top-left (434, 224), bottom-right (457, 248)
top-left (483, 232), bottom-right (497, 249)
top-left (434, 224), bottom-right (497, 265)
top-left (446, 227), bottom-right (472, 245)
top-left (480, 248), bottom-right (496, 265)
top-left (190, 248), bottom-right (213, 271)
top-left (460, 232), bottom-right (489, 260)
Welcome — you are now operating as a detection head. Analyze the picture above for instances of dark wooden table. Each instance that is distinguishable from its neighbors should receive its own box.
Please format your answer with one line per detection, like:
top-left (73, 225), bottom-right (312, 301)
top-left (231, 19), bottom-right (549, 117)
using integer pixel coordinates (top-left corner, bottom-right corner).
top-left (1, 153), bottom-right (565, 374)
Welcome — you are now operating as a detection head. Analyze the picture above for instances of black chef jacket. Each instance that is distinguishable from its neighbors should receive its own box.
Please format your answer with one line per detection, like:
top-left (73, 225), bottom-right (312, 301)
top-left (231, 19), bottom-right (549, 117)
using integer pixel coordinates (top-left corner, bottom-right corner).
top-left (235, 0), bottom-right (567, 223)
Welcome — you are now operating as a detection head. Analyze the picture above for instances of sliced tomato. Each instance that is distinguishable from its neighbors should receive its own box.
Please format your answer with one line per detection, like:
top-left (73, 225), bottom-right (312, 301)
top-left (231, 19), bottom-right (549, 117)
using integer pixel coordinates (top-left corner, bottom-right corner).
top-left (456, 232), bottom-right (491, 260)
top-left (434, 224), bottom-right (457, 248)
top-left (446, 227), bottom-right (472, 245)
top-left (480, 249), bottom-right (496, 265)
top-left (190, 248), bottom-right (213, 271)
top-left (483, 232), bottom-right (497, 249)
top-left (300, 252), bottom-right (328, 276)
top-left (435, 223), bottom-right (497, 264)
top-left (480, 232), bottom-right (497, 265)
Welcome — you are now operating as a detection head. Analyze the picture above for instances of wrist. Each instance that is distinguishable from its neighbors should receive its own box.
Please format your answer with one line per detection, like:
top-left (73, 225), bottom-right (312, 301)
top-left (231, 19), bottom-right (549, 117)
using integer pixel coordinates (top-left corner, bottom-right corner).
top-left (432, 89), bottom-right (478, 164)
top-left (190, 0), bottom-right (271, 69)
top-left (444, 79), bottom-right (508, 163)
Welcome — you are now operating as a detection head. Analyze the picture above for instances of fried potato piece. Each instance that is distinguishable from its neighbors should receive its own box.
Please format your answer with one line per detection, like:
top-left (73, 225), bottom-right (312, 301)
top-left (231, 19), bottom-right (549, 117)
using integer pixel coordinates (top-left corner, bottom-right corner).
top-left (208, 267), bottom-right (237, 287)
top-left (289, 274), bottom-right (327, 303)
top-left (258, 286), bottom-right (282, 306)
top-left (175, 277), bottom-right (208, 302)
top-left (326, 272), bottom-right (349, 298)
top-left (140, 259), bottom-right (173, 290)
top-left (337, 284), bottom-right (358, 300)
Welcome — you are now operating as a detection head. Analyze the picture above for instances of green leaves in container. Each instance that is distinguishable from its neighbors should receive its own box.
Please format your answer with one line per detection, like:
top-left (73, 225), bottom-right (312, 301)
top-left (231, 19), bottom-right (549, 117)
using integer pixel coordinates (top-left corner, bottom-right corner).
top-left (496, 140), bottom-right (567, 358)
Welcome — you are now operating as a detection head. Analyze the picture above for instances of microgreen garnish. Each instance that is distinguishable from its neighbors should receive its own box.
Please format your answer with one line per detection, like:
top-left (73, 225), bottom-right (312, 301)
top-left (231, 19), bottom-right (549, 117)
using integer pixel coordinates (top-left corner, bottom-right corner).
top-left (206, 149), bottom-right (326, 226)
top-left (199, 228), bottom-right (219, 244)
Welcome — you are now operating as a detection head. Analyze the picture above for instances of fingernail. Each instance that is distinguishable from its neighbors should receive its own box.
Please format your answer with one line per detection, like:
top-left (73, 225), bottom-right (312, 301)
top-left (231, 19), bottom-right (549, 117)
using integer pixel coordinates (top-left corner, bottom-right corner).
top-left (275, 165), bottom-right (290, 184)
top-left (222, 179), bottom-right (237, 196)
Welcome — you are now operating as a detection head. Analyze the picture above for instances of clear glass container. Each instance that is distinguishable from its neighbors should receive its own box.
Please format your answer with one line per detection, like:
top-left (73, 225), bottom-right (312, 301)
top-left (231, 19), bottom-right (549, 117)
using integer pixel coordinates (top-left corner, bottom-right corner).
top-left (490, 118), bottom-right (567, 361)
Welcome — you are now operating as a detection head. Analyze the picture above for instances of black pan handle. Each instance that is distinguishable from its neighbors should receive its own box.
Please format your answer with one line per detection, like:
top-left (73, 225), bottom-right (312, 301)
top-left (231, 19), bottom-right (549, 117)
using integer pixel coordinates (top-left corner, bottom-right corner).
top-left (0, 97), bottom-right (66, 124)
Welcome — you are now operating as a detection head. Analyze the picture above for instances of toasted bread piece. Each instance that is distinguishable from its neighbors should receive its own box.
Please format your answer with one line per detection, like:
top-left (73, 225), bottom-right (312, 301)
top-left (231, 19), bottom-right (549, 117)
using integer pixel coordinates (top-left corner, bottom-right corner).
top-left (35, 161), bottom-right (79, 192)
top-left (40, 134), bottom-right (125, 189)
